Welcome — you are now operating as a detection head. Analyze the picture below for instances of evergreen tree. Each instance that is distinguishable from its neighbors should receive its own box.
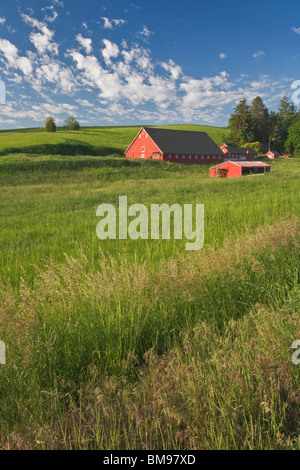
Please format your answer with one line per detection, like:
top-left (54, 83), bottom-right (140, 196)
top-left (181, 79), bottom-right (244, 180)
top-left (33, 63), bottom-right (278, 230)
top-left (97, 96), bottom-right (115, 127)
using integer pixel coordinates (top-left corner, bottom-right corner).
top-left (278, 91), bottom-right (297, 119)
top-left (267, 111), bottom-right (279, 151)
top-left (228, 99), bottom-right (252, 145)
top-left (285, 117), bottom-right (300, 154)
top-left (250, 96), bottom-right (269, 143)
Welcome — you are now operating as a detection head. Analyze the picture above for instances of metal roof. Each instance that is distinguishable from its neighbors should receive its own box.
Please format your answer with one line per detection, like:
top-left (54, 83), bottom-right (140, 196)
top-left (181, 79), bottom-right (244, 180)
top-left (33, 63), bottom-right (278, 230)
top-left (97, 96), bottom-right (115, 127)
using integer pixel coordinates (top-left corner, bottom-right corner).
top-left (210, 161), bottom-right (271, 169)
top-left (233, 161), bottom-right (271, 167)
top-left (143, 127), bottom-right (224, 155)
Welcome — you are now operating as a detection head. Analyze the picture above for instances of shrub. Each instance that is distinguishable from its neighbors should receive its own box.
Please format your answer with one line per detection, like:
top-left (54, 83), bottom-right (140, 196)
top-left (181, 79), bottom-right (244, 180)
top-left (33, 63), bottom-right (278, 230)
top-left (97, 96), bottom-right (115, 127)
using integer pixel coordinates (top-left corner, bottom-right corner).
top-left (64, 117), bottom-right (80, 131)
top-left (44, 117), bottom-right (57, 133)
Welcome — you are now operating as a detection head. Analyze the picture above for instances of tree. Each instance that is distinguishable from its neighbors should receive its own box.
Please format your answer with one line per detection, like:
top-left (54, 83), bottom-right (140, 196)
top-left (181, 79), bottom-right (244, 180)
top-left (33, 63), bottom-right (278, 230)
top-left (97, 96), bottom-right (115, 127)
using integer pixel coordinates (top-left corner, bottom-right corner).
top-left (278, 91), bottom-right (297, 119)
top-left (64, 116), bottom-right (80, 131)
top-left (285, 117), bottom-right (300, 154)
top-left (241, 141), bottom-right (262, 154)
top-left (228, 99), bottom-right (253, 146)
top-left (250, 96), bottom-right (269, 143)
top-left (44, 117), bottom-right (56, 133)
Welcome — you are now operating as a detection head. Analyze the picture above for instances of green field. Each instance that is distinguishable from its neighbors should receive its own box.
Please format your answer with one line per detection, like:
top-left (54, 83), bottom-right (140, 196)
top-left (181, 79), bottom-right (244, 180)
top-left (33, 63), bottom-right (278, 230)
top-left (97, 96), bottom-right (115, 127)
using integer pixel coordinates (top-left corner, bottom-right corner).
top-left (0, 124), bottom-right (230, 156)
top-left (0, 125), bottom-right (299, 450)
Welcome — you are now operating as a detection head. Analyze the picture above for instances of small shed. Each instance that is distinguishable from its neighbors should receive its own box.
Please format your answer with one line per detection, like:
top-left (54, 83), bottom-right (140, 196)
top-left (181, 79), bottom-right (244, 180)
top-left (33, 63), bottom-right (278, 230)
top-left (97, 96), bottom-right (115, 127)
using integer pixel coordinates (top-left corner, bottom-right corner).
top-left (210, 161), bottom-right (271, 178)
top-left (266, 151), bottom-right (280, 160)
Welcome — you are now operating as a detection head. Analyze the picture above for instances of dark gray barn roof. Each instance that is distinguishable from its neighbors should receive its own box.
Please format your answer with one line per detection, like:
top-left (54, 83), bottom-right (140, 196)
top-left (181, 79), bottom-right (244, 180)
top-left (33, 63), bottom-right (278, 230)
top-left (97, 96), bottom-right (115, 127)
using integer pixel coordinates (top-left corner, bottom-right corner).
top-left (225, 146), bottom-right (257, 154)
top-left (143, 127), bottom-right (224, 155)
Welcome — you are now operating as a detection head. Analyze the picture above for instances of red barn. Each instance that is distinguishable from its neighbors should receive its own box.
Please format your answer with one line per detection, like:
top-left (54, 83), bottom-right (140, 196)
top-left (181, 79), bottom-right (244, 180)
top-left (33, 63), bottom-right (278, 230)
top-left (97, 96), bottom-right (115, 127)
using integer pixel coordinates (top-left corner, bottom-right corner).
top-left (220, 143), bottom-right (257, 160)
top-left (125, 127), bottom-right (225, 164)
top-left (266, 151), bottom-right (280, 160)
top-left (210, 161), bottom-right (271, 178)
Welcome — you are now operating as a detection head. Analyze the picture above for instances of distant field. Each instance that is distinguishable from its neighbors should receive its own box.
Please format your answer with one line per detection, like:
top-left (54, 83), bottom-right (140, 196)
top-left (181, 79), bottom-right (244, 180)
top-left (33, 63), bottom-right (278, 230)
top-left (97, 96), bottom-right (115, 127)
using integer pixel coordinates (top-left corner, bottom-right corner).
top-left (0, 126), bottom-right (299, 450)
top-left (0, 124), bottom-right (230, 156)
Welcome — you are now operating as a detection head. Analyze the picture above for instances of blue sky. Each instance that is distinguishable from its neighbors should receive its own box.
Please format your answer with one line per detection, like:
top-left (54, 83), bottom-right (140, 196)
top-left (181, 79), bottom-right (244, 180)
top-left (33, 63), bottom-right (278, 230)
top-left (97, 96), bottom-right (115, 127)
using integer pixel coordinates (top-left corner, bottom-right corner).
top-left (0, 0), bottom-right (299, 129)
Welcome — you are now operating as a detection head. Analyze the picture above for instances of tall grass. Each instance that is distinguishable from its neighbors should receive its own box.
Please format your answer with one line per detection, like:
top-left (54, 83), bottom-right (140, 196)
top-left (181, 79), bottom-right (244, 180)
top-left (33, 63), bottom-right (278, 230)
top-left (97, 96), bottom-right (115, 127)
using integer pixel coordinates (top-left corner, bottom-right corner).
top-left (0, 219), bottom-right (299, 449)
top-left (0, 130), bottom-right (299, 449)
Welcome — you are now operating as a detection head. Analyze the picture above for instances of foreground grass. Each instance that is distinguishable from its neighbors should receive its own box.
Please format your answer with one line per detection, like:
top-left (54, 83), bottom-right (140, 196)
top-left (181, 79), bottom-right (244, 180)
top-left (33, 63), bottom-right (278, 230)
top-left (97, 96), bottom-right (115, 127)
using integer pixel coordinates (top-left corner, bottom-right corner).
top-left (0, 219), bottom-right (299, 449)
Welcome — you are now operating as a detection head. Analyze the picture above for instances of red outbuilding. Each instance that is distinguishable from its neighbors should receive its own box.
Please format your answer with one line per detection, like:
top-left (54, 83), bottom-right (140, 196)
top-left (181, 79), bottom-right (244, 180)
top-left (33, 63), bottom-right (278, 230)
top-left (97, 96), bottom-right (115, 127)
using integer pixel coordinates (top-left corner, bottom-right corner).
top-left (220, 143), bottom-right (257, 160)
top-left (125, 127), bottom-right (225, 164)
top-left (266, 151), bottom-right (280, 160)
top-left (210, 161), bottom-right (271, 178)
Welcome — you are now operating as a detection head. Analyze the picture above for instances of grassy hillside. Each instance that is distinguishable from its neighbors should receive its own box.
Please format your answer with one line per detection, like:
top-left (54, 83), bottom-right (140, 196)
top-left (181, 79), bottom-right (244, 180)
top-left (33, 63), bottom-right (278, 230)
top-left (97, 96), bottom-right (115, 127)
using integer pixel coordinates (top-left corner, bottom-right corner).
top-left (0, 124), bottom-right (230, 156)
top-left (0, 126), bottom-right (299, 450)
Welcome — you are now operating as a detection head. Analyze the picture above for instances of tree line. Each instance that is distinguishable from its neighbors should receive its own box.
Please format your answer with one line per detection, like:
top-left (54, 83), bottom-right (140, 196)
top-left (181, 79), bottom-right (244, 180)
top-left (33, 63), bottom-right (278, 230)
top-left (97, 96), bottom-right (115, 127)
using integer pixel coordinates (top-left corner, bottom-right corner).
top-left (227, 92), bottom-right (300, 154)
top-left (44, 116), bottom-right (80, 132)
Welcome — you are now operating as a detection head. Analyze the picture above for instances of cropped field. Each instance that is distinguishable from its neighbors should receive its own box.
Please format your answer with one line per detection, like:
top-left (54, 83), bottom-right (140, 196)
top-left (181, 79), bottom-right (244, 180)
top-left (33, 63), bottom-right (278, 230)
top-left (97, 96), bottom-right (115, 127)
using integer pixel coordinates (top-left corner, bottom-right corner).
top-left (0, 125), bottom-right (299, 450)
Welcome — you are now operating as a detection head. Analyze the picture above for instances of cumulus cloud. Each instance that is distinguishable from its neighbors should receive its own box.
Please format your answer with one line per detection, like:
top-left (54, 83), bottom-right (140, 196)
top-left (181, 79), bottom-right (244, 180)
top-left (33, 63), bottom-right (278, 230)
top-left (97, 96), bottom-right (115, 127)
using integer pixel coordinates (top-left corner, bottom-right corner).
top-left (292, 27), bottom-right (300, 34)
top-left (0, 38), bottom-right (32, 75)
top-left (101, 39), bottom-right (119, 64)
top-left (34, 59), bottom-right (77, 95)
top-left (101, 17), bottom-right (126, 29)
top-left (44, 10), bottom-right (58, 23)
top-left (76, 34), bottom-right (92, 54)
top-left (253, 50), bottom-right (266, 59)
top-left (160, 59), bottom-right (182, 80)
top-left (0, 18), bottom-right (5, 25)
top-left (139, 25), bottom-right (154, 40)
top-left (20, 13), bottom-right (59, 55)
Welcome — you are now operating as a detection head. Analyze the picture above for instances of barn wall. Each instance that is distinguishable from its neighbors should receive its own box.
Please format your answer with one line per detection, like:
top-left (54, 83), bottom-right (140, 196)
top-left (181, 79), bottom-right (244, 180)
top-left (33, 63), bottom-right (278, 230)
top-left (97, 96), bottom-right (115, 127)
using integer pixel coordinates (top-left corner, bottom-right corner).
top-left (210, 162), bottom-right (242, 178)
top-left (125, 129), bottom-right (162, 160)
top-left (163, 154), bottom-right (224, 164)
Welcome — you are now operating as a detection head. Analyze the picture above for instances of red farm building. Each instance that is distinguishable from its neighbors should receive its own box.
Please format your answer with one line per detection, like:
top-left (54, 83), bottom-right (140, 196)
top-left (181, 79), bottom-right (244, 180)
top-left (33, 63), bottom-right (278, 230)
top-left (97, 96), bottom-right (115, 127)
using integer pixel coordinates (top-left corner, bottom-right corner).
top-left (266, 150), bottom-right (280, 160)
top-left (125, 127), bottom-right (225, 164)
top-left (210, 161), bottom-right (271, 178)
top-left (220, 143), bottom-right (257, 160)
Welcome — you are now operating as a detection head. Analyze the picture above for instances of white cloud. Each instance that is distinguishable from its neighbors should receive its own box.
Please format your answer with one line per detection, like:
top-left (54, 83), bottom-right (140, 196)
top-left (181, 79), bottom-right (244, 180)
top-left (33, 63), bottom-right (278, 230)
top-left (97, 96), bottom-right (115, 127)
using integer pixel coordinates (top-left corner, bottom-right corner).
top-left (0, 38), bottom-right (32, 75)
top-left (34, 59), bottom-right (77, 95)
top-left (44, 11), bottom-right (58, 23)
top-left (160, 59), bottom-right (182, 80)
top-left (292, 27), bottom-right (300, 34)
top-left (69, 51), bottom-right (122, 100)
top-left (76, 34), bottom-right (93, 54)
top-left (21, 13), bottom-right (59, 55)
top-left (101, 17), bottom-right (126, 29)
top-left (253, 50), bottom-right (266, 59)
top-left (0, 18), bottom-right (5, 25)
top-left (139, 25), bottom-right (154, 40)
top-left (220, 53), bottom-right (226, 59)
top-left (101, 39), bottom-right (119, 64)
